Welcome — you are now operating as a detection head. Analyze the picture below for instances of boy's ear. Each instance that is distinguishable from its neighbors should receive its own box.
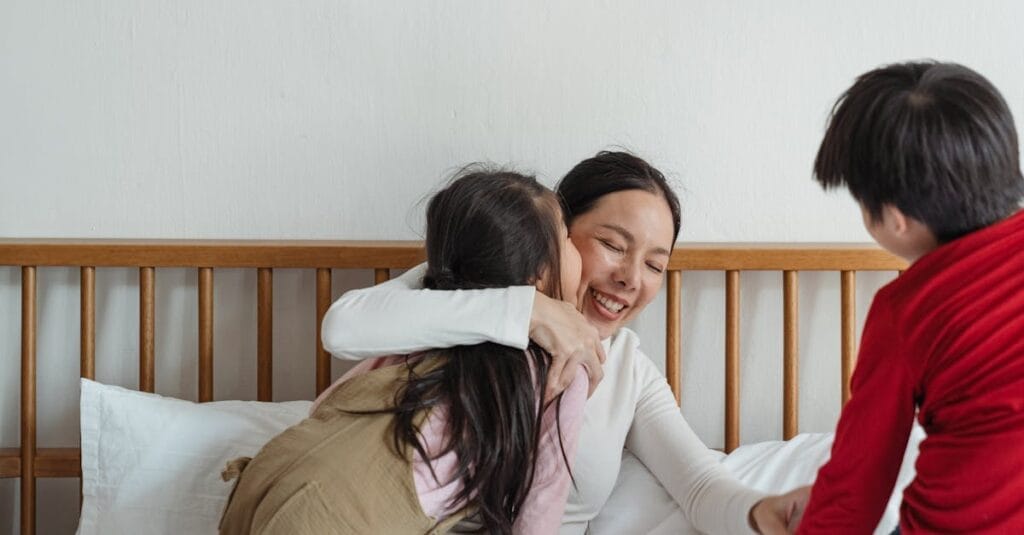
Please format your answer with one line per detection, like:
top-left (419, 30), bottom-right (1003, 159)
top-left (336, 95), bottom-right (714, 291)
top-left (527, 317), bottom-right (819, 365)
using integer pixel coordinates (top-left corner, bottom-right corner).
top-left (882, 204), bottom-right (911, 235)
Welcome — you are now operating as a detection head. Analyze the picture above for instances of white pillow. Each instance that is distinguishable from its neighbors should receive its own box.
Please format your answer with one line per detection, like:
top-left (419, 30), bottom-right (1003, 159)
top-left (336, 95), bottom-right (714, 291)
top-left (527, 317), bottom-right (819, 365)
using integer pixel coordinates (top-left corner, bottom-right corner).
top-left (77, 379), bottom-right (311, 535)
top-left (592, 427), bottom-right (925, 535)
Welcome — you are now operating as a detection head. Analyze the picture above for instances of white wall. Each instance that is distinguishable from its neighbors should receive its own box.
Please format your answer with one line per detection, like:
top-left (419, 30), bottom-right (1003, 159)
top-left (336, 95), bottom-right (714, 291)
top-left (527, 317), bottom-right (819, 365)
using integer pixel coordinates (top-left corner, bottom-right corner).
top-left (2, 1), bottom-right (1022, 532)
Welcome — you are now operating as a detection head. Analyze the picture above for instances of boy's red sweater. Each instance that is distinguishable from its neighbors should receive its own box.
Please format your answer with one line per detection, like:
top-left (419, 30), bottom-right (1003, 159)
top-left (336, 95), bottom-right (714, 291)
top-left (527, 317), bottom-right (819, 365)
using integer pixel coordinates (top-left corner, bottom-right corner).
top-left (798, 210), bottom-right (1024, 534)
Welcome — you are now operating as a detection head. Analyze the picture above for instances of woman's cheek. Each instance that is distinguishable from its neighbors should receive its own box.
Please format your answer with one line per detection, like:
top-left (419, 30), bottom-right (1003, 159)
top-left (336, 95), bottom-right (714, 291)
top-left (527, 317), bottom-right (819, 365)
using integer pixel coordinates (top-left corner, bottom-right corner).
top-left (595, 247), bottom-right (618, 268)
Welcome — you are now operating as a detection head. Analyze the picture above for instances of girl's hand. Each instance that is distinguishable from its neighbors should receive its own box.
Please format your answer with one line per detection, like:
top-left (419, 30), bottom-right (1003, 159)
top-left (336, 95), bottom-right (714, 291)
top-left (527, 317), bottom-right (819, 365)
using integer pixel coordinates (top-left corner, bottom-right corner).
top-left (750, 485), bottom-right (811, 534)
top-left (530, 292), bottom-right (606, 400)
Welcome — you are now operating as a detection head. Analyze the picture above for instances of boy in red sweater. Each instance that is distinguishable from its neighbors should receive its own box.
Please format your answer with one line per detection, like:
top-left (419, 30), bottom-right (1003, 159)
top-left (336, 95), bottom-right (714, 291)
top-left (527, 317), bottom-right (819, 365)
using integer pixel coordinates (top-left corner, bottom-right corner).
top-left (796, 62), bottom-right (1024, 534)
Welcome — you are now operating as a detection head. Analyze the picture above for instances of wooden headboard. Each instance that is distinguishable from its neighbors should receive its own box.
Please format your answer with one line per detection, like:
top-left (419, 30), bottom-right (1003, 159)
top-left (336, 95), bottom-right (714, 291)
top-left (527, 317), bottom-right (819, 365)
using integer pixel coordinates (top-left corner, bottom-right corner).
top-left (0, 239), bottom-right (905, 535)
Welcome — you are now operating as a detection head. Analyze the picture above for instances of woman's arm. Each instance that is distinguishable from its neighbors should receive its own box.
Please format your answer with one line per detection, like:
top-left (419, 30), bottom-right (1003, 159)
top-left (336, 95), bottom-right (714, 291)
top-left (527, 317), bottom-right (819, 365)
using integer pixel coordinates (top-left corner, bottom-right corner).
top-left (321, 263), bottom-right (607, 396)
top-left (624, 350), bottom-right (766, 535)
top-left (321, 263), bottom-right (536, 360)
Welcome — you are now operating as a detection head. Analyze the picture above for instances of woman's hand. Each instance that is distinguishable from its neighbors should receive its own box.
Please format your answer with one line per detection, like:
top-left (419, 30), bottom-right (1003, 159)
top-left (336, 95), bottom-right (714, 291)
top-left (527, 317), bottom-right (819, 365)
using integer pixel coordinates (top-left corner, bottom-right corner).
top-left (530, 291), bottom-right (606, 400)
top-left (749, 485), bottom-right (811, 534)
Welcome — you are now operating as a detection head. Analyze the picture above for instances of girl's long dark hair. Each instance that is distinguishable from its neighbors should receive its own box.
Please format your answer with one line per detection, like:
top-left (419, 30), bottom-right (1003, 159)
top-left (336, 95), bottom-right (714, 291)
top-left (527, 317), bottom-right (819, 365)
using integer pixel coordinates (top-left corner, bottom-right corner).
top-left (391, 168), bottom-right (567, 534)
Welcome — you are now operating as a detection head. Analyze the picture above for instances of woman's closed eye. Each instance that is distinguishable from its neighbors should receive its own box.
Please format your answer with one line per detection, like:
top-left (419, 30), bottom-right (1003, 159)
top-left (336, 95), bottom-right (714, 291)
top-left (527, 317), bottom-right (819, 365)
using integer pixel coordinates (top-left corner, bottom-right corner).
top-left (598, 238), bottom-right (624, 254)
top-left (646, 262), bottom-right (665, 274)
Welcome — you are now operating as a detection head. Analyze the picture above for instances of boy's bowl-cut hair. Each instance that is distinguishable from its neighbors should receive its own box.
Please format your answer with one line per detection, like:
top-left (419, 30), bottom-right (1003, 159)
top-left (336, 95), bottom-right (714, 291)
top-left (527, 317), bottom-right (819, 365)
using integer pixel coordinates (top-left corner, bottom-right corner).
top-left (814, 61), bottom-right (1024, 243)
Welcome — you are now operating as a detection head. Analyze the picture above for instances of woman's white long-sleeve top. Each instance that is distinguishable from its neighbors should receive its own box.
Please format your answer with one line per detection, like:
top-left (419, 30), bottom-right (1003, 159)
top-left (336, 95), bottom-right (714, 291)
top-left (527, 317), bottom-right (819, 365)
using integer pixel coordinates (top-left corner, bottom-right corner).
top-left (321, 264), bottom-right (765, 535)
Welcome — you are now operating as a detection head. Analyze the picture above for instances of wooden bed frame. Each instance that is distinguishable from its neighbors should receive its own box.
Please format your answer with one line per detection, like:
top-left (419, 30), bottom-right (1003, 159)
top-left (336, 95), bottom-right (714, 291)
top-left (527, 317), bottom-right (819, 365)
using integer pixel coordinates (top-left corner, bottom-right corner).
top-left (0, 239), bottom-right (906, 535)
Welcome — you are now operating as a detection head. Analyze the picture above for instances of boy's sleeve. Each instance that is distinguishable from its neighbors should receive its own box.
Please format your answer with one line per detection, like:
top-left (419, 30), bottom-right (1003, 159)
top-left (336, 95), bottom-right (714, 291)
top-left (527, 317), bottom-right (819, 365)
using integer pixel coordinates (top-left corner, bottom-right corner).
top-left (320, 262), bottom-right (536, 360)
top-left (797, 292), bottom-right (917, 534)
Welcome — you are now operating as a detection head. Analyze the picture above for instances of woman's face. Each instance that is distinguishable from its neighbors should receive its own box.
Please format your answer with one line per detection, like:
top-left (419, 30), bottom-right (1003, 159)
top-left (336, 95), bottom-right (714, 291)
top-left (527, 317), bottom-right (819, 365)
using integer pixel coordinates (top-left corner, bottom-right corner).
top-left (569, 189), bottom-right (675, 339)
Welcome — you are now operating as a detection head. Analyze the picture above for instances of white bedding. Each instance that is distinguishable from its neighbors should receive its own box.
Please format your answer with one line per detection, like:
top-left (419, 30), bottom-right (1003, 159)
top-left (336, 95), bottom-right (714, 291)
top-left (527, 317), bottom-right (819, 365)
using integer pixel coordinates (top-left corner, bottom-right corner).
top-left (592, 428), bottom-right (924, 534)
top-left (77, 379), bottom-right (312, 535)
top-left (78, 379), bottom-right (924, 534)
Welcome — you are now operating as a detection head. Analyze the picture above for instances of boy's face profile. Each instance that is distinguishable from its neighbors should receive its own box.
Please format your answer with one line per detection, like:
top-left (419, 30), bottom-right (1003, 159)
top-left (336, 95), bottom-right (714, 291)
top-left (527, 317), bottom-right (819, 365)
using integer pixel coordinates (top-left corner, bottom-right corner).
top-left (860, 202), bottom-right (938, 263)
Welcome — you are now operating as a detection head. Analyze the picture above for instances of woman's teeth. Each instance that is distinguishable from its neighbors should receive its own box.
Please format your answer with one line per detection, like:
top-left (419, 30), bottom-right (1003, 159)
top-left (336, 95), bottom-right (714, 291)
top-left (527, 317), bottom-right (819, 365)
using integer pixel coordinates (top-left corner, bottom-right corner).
top-left (591, 289), bottom-right (625, 313)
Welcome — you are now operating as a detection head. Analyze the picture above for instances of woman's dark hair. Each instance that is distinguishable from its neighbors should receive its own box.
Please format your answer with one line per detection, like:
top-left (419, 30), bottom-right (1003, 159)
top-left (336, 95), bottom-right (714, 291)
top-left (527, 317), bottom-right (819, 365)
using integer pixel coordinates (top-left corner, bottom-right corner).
top-left (557, 150), bottom-right (682, 244)
top-left (390, 167), bottom-right (567, 534)
top-left (814, 60), bottom-right (1024, 242)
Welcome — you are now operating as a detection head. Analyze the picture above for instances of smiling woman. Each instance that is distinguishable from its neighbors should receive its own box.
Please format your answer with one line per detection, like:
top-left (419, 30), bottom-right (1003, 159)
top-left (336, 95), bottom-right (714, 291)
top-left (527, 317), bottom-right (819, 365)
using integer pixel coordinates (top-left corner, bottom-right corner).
top-left (569, 188), bottom-right (676, 339)
top-left (320, 151), bottom-right (806, 534)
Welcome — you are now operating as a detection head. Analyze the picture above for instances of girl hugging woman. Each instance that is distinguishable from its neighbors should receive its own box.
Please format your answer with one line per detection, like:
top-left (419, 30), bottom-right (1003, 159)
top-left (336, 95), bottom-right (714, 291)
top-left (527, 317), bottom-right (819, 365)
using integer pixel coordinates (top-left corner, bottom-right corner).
top-left (218, 168), bottom-right (588, 534)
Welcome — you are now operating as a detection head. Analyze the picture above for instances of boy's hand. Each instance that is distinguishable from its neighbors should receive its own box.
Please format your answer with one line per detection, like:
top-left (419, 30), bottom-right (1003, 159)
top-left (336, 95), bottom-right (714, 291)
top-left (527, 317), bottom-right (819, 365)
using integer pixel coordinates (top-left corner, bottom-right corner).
top-left (529, 292), bottom-right (606, 400)
top-left (750, 485), bottom-right (811, 534)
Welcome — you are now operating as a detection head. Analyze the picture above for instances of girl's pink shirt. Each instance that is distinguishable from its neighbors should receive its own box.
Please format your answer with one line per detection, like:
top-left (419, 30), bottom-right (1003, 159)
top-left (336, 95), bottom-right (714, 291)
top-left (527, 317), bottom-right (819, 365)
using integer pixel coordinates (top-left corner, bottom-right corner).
top-left (311, 355), bottom-right (587, 534)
